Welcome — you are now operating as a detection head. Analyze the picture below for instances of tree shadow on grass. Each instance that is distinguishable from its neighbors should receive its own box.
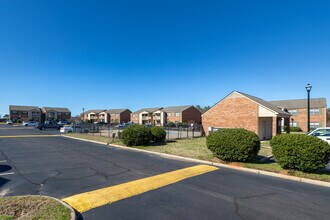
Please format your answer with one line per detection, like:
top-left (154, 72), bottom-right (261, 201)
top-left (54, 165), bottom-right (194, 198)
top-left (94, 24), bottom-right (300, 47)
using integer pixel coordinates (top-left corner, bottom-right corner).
top-left (148, 140), bottom-right (177, 147)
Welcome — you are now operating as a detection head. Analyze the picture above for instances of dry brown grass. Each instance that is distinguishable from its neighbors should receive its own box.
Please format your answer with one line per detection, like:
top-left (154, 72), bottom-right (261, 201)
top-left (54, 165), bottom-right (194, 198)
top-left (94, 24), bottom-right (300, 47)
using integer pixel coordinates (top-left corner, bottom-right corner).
top-left (0, 196), bottom-right (70, 220)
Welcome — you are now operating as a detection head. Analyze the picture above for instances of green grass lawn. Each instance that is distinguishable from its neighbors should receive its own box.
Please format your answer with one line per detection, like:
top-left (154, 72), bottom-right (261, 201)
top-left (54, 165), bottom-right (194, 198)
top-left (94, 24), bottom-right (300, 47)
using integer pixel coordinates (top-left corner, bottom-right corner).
top-left (137, 138), bottom-right (214, 160)
top-left (0, 196), bottom-right (71, 220)
top-left (65, 133), bottom-right (330, 182)
top-left (66, 133), bottom-right (124, 145)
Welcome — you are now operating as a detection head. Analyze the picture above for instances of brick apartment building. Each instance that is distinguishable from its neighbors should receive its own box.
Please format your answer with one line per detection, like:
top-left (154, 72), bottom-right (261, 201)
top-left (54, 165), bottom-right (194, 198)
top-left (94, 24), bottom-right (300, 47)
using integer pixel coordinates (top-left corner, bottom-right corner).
top-left (82, 109), bottom-right (131, 124)
top-left (9, 105), bottom-right (42, 122)
top-left (41, 107), bottom-right (71, 122)
top-left (202, 91), bottom-right (291, 140)
top-left (162, 106), bottom-right (201, 124)
top-left (9, 105), bottom-right (71, 122)
top-left (131, 106), bottom-right (201, 126)
top-left (269, 98), bottom-right (327, 132)
top-left (131, 108), bottom-right (163, 125)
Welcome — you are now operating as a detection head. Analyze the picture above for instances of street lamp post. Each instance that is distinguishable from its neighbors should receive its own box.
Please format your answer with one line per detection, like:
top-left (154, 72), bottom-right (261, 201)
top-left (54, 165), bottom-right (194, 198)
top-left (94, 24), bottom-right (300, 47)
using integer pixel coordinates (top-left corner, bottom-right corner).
top-left (305, 83), bottom-right (312, 132)
top-left (82, 108), bottom-right (85, 123)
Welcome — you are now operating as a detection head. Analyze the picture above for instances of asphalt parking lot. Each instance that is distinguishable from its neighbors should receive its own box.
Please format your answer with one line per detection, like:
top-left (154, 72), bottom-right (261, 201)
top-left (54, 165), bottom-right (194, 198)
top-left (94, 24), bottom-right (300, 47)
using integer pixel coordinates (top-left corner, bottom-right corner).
top-left (1, 124), bottom-right (330, 220)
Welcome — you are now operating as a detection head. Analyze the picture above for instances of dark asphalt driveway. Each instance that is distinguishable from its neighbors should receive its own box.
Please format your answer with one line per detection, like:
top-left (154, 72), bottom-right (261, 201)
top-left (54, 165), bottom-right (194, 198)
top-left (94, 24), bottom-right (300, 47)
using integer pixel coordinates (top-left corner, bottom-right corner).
top-left (0, 125), bottom-right (330, 220)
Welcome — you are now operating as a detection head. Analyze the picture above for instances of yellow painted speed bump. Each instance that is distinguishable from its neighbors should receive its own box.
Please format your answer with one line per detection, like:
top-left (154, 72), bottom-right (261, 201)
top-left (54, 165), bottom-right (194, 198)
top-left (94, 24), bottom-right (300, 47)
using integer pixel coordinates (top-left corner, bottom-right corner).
top-left (0, 135), bottom-right (60, 138)
top-left (62, 164), bottom-right (218, 213)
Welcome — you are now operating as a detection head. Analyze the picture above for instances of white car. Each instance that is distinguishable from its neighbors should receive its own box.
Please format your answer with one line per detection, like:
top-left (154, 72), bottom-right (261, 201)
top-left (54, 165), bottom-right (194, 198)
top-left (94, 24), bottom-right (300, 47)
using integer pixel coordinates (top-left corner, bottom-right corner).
top-left (6, 120), bottom-right (13, 125)
top-left (60, 126), bottom-right (74, 133)
top-left (22, 121), bottom-right (38, 127)
top-left (308, 127), bottom-right (330, 144)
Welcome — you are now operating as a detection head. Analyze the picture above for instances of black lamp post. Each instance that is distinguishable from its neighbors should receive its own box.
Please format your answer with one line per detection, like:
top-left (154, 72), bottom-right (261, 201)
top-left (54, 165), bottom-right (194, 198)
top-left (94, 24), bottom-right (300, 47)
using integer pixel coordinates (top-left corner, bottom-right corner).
top-left (82, 108), bottom-right (85, 122)
top-left (305, 83), bottom-right (312, 132)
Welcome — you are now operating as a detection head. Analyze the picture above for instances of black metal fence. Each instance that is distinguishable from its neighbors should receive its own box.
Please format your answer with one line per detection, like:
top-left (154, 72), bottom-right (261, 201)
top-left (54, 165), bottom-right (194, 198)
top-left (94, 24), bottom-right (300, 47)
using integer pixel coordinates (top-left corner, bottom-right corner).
top-left (71, 123), bottom-right (203, 140)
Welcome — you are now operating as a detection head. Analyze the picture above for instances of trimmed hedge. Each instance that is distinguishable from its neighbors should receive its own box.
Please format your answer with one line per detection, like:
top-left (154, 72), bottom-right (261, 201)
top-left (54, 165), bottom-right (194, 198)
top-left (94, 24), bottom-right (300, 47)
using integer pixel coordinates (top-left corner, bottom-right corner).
top-left (206, 128), bottom-right (260, 162)
top-left (121, 124), bottom-right (152, 146)
top-left (151, 127), bottom-right (166, 143)
top-left (271, 134), bottom-right (330, 172)
top-left (290, 126), bottom-right (302, 132)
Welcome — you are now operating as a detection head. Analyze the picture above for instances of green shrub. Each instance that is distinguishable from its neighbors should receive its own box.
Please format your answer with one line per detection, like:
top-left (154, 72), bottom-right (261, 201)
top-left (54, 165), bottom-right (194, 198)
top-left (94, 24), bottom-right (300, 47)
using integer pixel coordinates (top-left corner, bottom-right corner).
top-left (150, 127), bottom-right (166, 143)
top-left (206, 128), bottom-right (260, 162)
top-left (271, 134), bottom-right (330, 172)
top-left (121, 124), bottom-right (152, 146)
top-left (290, 126), bottom-right (302, 132)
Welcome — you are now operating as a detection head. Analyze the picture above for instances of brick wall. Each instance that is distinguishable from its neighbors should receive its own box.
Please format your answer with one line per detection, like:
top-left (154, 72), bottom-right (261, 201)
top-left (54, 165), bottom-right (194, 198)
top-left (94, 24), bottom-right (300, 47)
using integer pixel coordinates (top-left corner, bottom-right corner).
top-left (119, 110), bottom-right (131, 123)
top-left (57, 112), bottom-right (71, 121)
top-left (289, 107), bottom-right (326, 132)
top-left (10, 112), bottom-right (29, 121)
top-left (182, 107), bottom-right (202, 124)
top-left (167, 114), bottom-right (182, 123)
top-left (202, 96), bottom-right (259, 135)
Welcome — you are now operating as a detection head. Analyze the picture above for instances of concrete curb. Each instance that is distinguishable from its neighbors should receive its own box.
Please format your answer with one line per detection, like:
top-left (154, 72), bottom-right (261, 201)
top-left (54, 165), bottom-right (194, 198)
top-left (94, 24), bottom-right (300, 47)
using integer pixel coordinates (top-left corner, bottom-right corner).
top-left (45, 196), bottom-right (77, 220)
top-left (62, 135), bottom-right (330, 188)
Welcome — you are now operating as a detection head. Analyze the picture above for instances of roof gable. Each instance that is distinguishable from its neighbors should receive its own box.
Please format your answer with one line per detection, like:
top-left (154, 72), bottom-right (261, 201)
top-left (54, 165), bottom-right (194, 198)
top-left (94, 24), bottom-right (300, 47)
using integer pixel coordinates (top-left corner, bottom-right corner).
top-left (9, 105), bottom-right (40, 111)
top-left (133, 107), bottom-right (163, 114)
top-left (42, 107), bottom-right (71, 113)
top-left (162, 105), bottom-right (193, 113)
top-left (203, 91), bottom-right (290, 116)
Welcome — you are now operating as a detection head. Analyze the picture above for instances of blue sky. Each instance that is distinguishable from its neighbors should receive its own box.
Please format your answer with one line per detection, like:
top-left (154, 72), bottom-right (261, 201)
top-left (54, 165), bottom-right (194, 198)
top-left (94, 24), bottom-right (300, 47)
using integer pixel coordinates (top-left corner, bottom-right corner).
top-left (0, 0), bottom-right (329, 116)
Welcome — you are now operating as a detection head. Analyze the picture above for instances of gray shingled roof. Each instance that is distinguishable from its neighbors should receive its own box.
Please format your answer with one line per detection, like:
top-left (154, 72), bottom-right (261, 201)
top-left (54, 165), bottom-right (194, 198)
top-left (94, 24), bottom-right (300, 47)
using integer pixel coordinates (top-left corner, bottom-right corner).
top-left (106, 109), bottom-right (131, 114)
top-left (269, 98), bottom-right (327, 109)
top-left (84, 109), bottom-right (107, 114)
top-left (42, 107), bottom-right (71, 113)
top-left (9, 105), bottom-right (40, 111)
top-left (132, 107), bottom-right (163, 114)
top-left (162, 105), bottom-right (193, 113)
top-left (237, 91), bottom-right (291, 116)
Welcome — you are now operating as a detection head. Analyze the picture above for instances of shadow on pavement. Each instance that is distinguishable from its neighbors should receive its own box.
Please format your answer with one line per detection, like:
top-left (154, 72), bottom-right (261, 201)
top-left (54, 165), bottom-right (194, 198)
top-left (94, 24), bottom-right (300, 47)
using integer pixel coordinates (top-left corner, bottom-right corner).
top-left (0, 177), bottom-right (10, 188)
top-left (0, 164), bottom-right (12, 173)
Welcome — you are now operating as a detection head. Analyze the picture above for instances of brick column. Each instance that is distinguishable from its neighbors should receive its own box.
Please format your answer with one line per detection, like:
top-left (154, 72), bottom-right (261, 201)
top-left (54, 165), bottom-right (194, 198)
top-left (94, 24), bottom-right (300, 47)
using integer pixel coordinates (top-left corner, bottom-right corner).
top-left (272, 116), bottom-right (277, 138)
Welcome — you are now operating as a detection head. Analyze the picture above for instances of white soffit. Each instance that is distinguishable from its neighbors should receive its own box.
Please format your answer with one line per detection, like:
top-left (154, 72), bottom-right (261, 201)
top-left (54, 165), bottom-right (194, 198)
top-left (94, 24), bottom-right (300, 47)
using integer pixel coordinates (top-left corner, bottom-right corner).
top-left (258, 105), bottom-right (276, 117)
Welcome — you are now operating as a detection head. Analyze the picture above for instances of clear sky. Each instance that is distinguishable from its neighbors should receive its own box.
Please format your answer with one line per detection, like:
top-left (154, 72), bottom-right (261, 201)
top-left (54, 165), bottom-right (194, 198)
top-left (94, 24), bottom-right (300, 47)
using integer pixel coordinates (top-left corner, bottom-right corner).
top-left (0, 0), bottom-right (329, 116)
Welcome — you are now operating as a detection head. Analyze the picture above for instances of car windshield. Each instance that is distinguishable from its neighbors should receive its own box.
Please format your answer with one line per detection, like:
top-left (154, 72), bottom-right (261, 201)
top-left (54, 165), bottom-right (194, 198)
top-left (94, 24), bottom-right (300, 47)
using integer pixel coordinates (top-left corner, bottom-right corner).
top-left (313, 129), bottom-right (330, 137)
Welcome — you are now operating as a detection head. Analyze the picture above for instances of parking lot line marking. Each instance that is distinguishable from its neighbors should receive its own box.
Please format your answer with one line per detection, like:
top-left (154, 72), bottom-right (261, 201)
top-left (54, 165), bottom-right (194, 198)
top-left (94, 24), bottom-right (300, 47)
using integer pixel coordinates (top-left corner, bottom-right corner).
top-left (0, 160), bottom-right (7, 163)
top-left (0, 172), bottom-right (14, 176)
top-left (62, 164), bottom-right (218, 213)
top-left (0, 135), bottom-right (60, 138)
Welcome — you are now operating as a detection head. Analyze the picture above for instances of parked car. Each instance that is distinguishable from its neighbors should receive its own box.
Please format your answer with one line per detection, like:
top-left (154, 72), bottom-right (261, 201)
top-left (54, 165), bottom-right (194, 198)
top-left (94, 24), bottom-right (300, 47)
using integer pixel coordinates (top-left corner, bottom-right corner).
top-left (144, 123), bottom-right (152, 127)
top-left (36, 121), bottom-right (63, 130)
top-left (60, 125), bottom-right (74, 133)
top-left (116, 122), bottom-right (134, 129)
top-left (57, 121), bottom-right (69, 125)
top-left (95, 122), bottom-right (108, 126)
top-left (6, 120), bottom-right (13, 125)
top-left (22, 121), bottom-right (38, 127)
top-left (308, 127), bottom-right (330, 144)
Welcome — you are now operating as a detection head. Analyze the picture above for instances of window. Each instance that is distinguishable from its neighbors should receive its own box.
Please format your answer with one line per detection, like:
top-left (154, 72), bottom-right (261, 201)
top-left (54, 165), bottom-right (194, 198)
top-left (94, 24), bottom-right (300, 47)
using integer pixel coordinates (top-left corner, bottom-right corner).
top-left (310, 108), bottom-right (320, 115)
top-left (175, 113), bottom-right (180, 117)
top-left (12, 111), bottom-right (17, 114)
top-left (167, 113), bottom-right (171, 117)
top-left (313, 129), bottom-right (330, 137)
top-left (132, 114), bottom-right (136, 118)
top-left (290, 122), bottom-right (298, 127)
top-left (310, 122), bottom-right (321, 129)
top-left (288, 109), bottom-right (298, 115)
top-left (58, 112), bottom-right (62, 115)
